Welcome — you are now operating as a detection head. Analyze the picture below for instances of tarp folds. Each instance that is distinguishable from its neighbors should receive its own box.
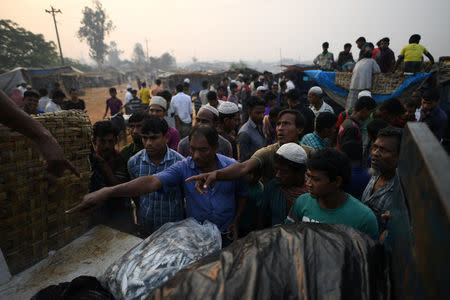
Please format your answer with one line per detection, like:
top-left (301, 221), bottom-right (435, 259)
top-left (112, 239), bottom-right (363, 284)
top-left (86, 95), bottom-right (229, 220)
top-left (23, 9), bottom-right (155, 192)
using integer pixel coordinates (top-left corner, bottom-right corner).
top-left (148, 223), bottom-right (390, 300)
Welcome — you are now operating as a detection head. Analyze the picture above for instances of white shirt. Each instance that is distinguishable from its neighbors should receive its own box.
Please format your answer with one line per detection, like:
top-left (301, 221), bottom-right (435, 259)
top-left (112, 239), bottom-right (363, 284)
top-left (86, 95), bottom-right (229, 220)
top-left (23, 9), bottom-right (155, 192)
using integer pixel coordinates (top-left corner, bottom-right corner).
top-left (124, 91), bottom-right (133, 105)
top-left (350, 58), bottom-right (381, 90)
top-left (171, 92), bottom-right (193, 124)
top-left (310, 101), bottom-right (334, 117)
top-left (286, 80), bottom-right (295, 92)
top-left (45, 101), bottom-right (62, 112)
top-left (18, 86), bottom-right (26, 95)
top-left (199, 89), bottom-right (209, 105)
top-left (38, 96), bottom-right (51, 112)
top-left (165, 105), bottom-right (176, 128)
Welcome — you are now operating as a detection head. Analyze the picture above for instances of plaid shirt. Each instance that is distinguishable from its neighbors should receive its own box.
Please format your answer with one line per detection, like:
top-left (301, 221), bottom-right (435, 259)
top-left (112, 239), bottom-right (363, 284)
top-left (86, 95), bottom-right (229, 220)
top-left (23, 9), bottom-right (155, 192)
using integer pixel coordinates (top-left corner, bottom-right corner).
top-left (300, 133), bottom-right (326, 152)
top-left (128, 147), bottom-right (185, 233)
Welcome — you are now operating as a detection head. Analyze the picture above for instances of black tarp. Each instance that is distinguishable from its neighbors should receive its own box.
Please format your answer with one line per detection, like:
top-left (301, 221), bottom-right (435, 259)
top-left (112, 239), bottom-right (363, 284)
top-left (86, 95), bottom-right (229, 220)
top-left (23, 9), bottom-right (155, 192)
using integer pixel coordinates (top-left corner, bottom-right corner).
top-left (148, 223), bottom-right (390, 300)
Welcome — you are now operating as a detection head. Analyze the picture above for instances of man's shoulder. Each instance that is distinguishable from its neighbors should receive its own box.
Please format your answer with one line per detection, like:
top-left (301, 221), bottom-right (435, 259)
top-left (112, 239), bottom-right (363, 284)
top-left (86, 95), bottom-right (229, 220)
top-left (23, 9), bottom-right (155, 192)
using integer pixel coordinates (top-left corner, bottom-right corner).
top-left (217, 153), bottom-right (238, 167)
top-left (347, 194), bottom-right (374, 214)
top-left (167, 147), bottom-right (185, 162)
top-left (127, 148), bottom-right (146, 166)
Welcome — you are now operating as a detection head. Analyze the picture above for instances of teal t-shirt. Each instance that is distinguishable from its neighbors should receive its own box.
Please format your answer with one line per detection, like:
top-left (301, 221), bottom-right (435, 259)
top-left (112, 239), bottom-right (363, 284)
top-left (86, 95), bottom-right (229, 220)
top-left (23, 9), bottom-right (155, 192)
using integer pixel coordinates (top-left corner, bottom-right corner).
top-left (259, 179), bottom-right (288, 226)
top-left (286, 193), bottom-right (379, 238)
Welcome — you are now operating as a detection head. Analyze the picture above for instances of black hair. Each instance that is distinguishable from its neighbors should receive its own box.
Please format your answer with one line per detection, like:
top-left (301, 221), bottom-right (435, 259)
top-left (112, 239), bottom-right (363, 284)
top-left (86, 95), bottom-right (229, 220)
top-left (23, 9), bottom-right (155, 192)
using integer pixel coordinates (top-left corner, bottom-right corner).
top-left (155, 79), bottom-right (161, 85)
top-left (131, 89), bottom-right (138, 94)
top-left (279, 81), bottom-right (287, 88)
top-left (207, 91), bottom-right (217, 101)
top-left (322, 42), bottom-right (329, 48)
top-left (230, 82), bottom-right (238, 89)
top-left (38, 88), bottom-right (48, 97)
top-left (269, 106), bottom-right (282, 119)
top-left (69, 88), bottom-right (77, 93)
top-left (286, 89), bottom-right (300, 103)
top-left (379, 98), bottom-right (405, 116)
top-left (274, 153), bottom-right (307, 173)
top-left (376, 40), bottom-right (382, 47)
top-left (367, 119), bottom-right (389, 140)
top-left (341, 140), bottom-right (363, 162)
top-left (52, 90), bottom-right (66, 99)
top-left (376, 126), bottom-right (403, 154)
top-left (219, 111), bottom-right (238, 123)
top-left (128, 111), bottom-right (148, 124)
top-left (183, 82), bottom-right (190, 88)
top-left (422, 88), bottom-right (440, 102)
top-left (109, 87), bottom-right (117, 94)
top-left (409, 34), bottom-right (421, 44)
top-left (356, 37), bottom-right (366, 43)
top-left (157, 90), bottom-right (172, 102)
top-left (189, 125), bottom-right (219, 148)
top-left (381, 37), bottom-right (390, 43)
top-left (344, 43), bottom-right (352, 48)
top-left (202, 80), bottom-right (209, 88)
top-left (354, 96), bottom-right (377, 112)
top-left (247, 96), bottom-right (266, 109)
top-left (264, 91), bottom-right (277, 104)
top-left (363, 49), bottom-right (373, 58)
top-left (315, 112), bottom-right (338, 132)
top-left (93, 121), bottom-right (119, 139)
top-left (278, 109), bottom-right (305, 129)
top-left (142, 82), bottom-right (147, 87)
top-left (307, 148), bottom-right (351, 188)
top-left (254, 81), bottom-right (262, 89)
top-left (141, 115), bottom-right (169, 135)
top-left (23, 90), bottom-right (39, 99)
top-left (176, 84), bottom-right (183, 92)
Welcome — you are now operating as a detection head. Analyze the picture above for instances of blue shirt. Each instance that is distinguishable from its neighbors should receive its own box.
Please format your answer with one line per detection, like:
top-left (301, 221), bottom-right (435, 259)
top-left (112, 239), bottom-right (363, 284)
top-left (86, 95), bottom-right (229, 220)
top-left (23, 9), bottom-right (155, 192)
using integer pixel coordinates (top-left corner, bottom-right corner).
top-left (128, 147), bottom-right (185, 233)
top-left (238, 119), bottom-right (266, 162)
top-left (155, 154), bottom-right (249, 232)
top-left (344, 166), bottom-right (371, 200)
top-left (300, 132), bottom-right (327, 151)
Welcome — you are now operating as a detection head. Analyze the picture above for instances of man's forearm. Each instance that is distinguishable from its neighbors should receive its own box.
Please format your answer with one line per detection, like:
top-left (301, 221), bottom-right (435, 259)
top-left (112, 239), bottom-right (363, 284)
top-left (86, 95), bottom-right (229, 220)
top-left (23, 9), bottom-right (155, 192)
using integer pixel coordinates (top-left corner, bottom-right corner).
top-left (106, 176), bottom-right (162, 197)
top-left (216, 159), bottom-right (258, 181)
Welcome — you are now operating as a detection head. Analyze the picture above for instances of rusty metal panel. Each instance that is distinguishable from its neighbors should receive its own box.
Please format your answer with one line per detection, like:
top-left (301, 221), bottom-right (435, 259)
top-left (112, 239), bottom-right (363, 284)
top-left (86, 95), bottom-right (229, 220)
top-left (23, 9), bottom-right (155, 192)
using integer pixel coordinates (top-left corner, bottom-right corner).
top-left (389, 122), bottom-right (450, 299)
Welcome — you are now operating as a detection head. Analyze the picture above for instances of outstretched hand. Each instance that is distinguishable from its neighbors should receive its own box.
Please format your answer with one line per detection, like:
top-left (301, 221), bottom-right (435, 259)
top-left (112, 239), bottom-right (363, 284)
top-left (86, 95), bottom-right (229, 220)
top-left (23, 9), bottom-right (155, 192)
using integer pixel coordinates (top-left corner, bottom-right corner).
top-left (65, 188), bottom-right (110, 214)
top-left (185, 171), bottom-right (217, 194)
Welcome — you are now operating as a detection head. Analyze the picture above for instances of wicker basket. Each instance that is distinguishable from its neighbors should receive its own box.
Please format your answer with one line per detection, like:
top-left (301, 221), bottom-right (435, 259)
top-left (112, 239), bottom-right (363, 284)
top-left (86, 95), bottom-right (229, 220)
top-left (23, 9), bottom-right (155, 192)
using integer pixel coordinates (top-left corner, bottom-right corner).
top-left (0, 111), bottom-right (92, 274)
top-left (335, 72), bottom-right (407, 94)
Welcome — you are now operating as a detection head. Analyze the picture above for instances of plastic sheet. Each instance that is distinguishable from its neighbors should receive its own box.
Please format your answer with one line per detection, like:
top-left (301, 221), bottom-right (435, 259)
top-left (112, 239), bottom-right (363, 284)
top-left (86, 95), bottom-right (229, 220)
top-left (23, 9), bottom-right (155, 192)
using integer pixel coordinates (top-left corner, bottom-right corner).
top-left (101, 218), bottom-right (221, 300)
top-left (148, 223), bottom-right (390, 300)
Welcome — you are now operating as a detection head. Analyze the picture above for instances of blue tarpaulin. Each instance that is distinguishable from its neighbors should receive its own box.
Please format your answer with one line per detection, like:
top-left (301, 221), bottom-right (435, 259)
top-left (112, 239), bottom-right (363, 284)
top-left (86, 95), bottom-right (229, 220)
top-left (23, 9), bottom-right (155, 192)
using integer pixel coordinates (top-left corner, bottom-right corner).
top-left (304, 70), bottom-right (430, 103)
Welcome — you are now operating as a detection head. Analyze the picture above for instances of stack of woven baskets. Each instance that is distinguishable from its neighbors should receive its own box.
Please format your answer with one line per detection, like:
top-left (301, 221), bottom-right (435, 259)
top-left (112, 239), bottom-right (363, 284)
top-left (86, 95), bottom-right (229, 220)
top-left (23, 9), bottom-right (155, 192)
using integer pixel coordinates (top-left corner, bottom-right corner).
top-left (0, 111), bottom-right (92, 274)
top-left (335, 72), bottom-right (407, 94)
top-left (438, 57), bottom-right (450, 85)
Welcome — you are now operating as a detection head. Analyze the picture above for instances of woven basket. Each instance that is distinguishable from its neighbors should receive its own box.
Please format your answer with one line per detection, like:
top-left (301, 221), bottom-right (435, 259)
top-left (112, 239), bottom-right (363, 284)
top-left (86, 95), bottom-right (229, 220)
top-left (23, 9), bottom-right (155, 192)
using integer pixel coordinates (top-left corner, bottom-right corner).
top-left (335, 72), bottom-right (407, 94)
top-left (0, 111), bottom-right (92, 274)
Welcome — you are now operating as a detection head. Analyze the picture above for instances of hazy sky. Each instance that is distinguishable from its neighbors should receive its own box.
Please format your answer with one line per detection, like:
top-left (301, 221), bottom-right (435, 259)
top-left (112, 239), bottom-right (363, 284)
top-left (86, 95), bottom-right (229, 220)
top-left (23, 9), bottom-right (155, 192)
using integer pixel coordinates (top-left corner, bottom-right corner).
top-left (2, 0), bottom-right (450, 64)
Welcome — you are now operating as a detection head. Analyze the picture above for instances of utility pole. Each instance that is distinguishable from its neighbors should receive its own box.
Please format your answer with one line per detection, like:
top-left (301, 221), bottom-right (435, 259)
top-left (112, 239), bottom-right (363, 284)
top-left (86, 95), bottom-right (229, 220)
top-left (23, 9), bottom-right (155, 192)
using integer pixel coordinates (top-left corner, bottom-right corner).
top-left (45, 6), bottom-right (64, 65)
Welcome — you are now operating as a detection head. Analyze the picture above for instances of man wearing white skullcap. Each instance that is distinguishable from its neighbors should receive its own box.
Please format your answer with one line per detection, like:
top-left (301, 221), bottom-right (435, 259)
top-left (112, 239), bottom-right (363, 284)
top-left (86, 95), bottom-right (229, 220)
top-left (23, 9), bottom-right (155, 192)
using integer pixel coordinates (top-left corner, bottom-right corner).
top-left (125, 84), bottom-right (133, 105)
top-left (217, 102), bottom-right (240, 159)
top-left (358, 90), bottom-right (372, 99)
top-left (258, 142), bottom-right (308, 226)
top-left (149, 96), bottom-right (180, 151)
top-left (307, 86), bottom-right (334, 117)
top-left (256, 85), bottom-right (268, 98)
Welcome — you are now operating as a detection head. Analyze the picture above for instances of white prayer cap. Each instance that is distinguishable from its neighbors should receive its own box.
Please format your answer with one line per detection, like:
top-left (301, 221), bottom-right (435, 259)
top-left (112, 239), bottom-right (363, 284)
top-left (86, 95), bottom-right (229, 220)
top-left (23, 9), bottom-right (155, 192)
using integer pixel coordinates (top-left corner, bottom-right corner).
top-left (199, 104), bottom-right (219, 117)
top-left (276, 142), bottom-right (307, 165)
top-left (150, 96), bottom-right (167, 110)
top-left (20, 80), bottom-right (26, 84)
top-left (257, 86), bottom-right (268, 91)
top-left (26, 85), bottom-right (32, 89)
top-left (358, 90), bottom-right (372, 99)
top-left (184, 78), bottom-right (190, 84)
top-left (218, 101), bottom-right (239, 114)
top-left (309, 86), bottom-right (323, 95)
top-left (231, 80), bottom-right (237, 84)
top-left (238, 73), bottom-right (244, 77)
top-left (126, 84), bottom-right (132, 89)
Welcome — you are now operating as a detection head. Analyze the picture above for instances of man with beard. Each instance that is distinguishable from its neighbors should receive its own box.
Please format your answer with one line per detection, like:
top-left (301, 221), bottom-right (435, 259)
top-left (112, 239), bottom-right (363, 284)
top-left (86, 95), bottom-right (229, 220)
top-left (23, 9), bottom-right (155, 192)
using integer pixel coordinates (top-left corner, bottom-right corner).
top-left (362, 127), bottom-right (402, 232)
top-left (286, 148), bottom-right (378, 238)
top-left (238, 96), bottom-right (267, 161)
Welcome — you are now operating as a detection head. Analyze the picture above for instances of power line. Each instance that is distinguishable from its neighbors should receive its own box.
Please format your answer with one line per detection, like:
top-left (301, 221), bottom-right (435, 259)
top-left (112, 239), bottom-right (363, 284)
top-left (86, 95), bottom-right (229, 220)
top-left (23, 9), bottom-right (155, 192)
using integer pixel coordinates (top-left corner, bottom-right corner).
top-left (45, 6), bottom-right (64, 65)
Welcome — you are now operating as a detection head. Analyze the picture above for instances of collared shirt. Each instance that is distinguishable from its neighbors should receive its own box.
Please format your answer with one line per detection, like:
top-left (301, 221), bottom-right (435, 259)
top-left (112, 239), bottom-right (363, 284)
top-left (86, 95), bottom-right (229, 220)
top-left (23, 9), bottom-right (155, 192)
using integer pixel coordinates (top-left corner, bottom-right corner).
top-left (38, 96), bottom-right (51, 111)
top-left (309, 101), bottom-right (334, 117)
top-left (171, 92), bottom-right (193, 124)
top-left (350, 58), bottom-right (381, 90)
top-left (155, 154), bottom-right (249, 232)
top-left (177, 135), bottom-right (232, 158)
top-left (300, 132), bottom-right (327, 151)
top-left (337, 51), bottom-right (354, 69)
top-left (313, 52), bottom-right (335, 70)
top-left (238, 118), bottom-right (267, 162)
top-left (128, 147), bottom-right (185, 233)
top-left (419, 106), bottom-right (448, 141)
top-left (362, 173), bottom-right (399, 232)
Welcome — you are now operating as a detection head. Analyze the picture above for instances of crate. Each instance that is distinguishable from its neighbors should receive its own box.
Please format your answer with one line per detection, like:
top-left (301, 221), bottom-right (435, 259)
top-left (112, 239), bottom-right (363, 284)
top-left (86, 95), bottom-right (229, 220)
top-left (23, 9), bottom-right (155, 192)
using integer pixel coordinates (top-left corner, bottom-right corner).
top-left (0, 111), bottom-right (92, 274)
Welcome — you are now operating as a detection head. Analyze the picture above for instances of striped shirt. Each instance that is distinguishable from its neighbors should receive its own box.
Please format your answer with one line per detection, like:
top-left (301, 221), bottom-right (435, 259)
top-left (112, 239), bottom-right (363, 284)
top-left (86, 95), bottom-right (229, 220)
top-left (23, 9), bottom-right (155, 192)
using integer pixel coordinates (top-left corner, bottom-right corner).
top-left (128, 147), bottom-right (185, 233)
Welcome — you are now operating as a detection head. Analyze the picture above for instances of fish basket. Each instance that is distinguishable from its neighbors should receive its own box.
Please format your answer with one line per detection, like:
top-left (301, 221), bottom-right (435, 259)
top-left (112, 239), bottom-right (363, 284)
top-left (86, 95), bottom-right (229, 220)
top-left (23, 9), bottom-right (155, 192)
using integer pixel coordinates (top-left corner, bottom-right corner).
top-left (334, 72), bottom-right (353, 90)
top-left (334, 72), bottom-right (407, 94)
top-left (0, 111), bottom-right (92, 274)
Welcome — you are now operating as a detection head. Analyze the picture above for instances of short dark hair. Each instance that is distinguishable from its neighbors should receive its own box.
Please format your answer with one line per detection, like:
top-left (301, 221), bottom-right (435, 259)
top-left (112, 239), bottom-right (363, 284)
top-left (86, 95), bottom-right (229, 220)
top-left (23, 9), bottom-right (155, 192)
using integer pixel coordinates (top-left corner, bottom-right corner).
top-left (322, 42), bottom-right (329, 48)
top-left (155, 79), bottom-right (161, 85)
top-left (141, 115), bottom-right (169, 135)
top-left (157, 90), bottom-right (172, 102)
top-left (278, 109), bottom-right (305, 129)
top-left (367, 119), bottom-right (389, 140)
top-left (93, 121), bottom-right (118, 139)
top-left (176, 84), bottom-right (184, 92)
top-left (422, 88), bottom-right (440, 102)
top-left (219, 111), bottom-right (238, 123)
top-left (53, 90), bottom-right (66, 99)
top-left (264, 91), bottom-right (276, 104)
top-left (376, 126), bottom-right (403, 154)
top-left (381, 37), bottom-right (390, 43)
top-left (274, 153), bottom-right (307, 173)
top-left (202, 80), bottom-right (209, 88)
top-left (307, 148), bottom-right (351, 188)
top-left (379, 98), bottom-right (405, 116)
top-left (356, 36), bottom-right (366, 43)
top-left (315, 112), bottom-right (338, 132)
top-left (286, 89), bottom-right (300, 103)
top-left (409, 34), bottom-right (421, 44)
top-left (109, 87), bottom-right (117, 94)
top-left (128, 111), bottom-right (148, 124)
top-left (207, 91), bottom-right (217, 101)
top-left (247, 96), bottom-right (266, 109)
top-left (279, 81), bottom-right (287, 88)
top-left (405, 97), bottom-right (419, 108)
top-left (23, 90), bottom-right (39, 99)
top-left (354, 96), bottom-right (377, 112)
top-left (142, 82), bottom-right (147, 87)
top-left (344, 43), bottom-right (352, 48)
top-left (341, 140), bottom-right (363, 162)
top-left (131, 89), bottom-right (138, 94)
top-left (269, 106), bottom-right (282, 119)
top-left (189, 125), bottom-right (219, 148)
top-left (38, 88), bottom-right (48, 97)
top-left (230, 82), bottom-right (238, 89)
